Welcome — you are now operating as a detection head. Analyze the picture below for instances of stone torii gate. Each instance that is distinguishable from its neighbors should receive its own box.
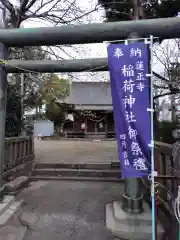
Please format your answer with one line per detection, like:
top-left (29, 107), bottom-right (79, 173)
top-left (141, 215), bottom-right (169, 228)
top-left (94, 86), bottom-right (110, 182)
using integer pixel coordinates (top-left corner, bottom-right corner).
top-left (0, 16), bottom-right (179, 239)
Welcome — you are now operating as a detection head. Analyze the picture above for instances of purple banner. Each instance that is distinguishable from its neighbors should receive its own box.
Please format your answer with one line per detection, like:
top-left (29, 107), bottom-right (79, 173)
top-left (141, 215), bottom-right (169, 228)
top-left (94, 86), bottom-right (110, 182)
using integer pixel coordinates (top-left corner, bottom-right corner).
top-left (107, 41), bottom-right (151, 178)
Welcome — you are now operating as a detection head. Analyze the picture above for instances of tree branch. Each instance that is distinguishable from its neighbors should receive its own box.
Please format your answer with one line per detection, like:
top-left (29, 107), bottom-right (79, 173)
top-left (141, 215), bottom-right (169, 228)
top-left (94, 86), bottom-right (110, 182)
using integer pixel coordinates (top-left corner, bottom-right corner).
top-left (34, 0), bottom-right (58, 14)
top-left (0, 0), bottom-right (14, 13)
top-left (24, 11), bottom-right (67, 24)
top-left (26, 0), bottom-right (37, 10)
top-left (25, 3), bottom-right (100, 25)
top-left (153, 84), bottom-right (169, 89)
top-left (153, 71), bottom-right (169, 82)
top-left (153, 91), bottom-right (179, 100)
top-left (43, 47), bottom-right (64, 60)
top-left (60, 0), bottom-right (76, 20)
top-left (65, 5), bottom-right (100, 23)
top-left (20, 0), bottom-right (29, 12)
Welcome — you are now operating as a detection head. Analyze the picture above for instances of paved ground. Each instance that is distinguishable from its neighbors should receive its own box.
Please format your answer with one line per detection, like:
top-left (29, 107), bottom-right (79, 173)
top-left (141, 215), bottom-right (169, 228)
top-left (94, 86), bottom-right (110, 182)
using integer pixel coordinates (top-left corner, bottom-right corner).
top-left (3, 140), bottom-right (122, 239)
top-left (9, 180), bottom-right (123, 240)
top-left (34, 140), bottom-right (119, 163)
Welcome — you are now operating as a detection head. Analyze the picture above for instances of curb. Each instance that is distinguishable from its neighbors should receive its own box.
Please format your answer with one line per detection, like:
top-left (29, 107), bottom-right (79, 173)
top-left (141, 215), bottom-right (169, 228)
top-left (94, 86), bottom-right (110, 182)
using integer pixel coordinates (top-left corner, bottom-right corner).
top-left (36, 137), bottom-right (116, 142)
top-left (29, 176), bottom-right (124, 183)
top-left (0, 196), bottom-right (24, 227)
top-left (34, 162), bottom-right (120, 170)
top-left (32, 168), bottom-right (121, 178)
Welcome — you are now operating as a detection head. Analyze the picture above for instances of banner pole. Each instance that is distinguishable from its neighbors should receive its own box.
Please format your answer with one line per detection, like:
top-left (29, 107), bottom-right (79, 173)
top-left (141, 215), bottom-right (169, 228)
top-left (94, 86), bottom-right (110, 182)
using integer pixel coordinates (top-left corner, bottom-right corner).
top-left (149, 35), bottom-right (156, 240)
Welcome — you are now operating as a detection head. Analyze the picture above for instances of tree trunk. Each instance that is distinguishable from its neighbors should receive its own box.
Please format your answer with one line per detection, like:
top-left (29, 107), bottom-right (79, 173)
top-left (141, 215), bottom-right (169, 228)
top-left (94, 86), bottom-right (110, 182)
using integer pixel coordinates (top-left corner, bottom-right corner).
top-left (133, 0), bottom-right (140, 19)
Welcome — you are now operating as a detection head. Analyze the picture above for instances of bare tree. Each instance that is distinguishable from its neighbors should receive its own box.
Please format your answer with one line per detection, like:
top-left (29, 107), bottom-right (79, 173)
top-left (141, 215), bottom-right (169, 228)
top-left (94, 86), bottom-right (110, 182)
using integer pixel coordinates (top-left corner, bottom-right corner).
top-left (1, 0), bottom-right (102, 58)
top-left (0, 0), bottom-right (110, 124)
top-left (1, 0), bottom-right (101, 27)
top-left (153, 39), bottom-right (180, 121)
top-left (153, 39), bottom-right (180, 97)
top-left (1, 0), bottom-right (106, 82)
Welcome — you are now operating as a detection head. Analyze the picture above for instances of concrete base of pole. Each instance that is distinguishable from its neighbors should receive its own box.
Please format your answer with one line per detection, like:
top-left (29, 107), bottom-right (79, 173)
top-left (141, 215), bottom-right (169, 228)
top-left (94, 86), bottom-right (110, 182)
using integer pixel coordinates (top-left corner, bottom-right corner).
top-left (106, 201), bottom-right (164, 240)
top-left (122, 193), bottom-right (143, 214)
top-left (122, 178), bottom-right (143, 214)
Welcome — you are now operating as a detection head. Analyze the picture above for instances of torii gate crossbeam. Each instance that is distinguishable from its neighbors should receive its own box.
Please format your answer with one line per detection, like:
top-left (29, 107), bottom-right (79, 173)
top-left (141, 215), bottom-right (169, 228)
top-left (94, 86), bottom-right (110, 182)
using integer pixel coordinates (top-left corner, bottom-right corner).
top-left (6, 58), bottom-right (108, 73)
top-left (0, 17), bottom-right (180, 47)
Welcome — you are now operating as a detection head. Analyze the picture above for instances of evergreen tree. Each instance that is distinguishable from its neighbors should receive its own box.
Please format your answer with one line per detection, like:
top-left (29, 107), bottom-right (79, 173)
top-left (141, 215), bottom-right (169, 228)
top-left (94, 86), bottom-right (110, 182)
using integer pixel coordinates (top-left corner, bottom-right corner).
top-left (99, 0), bottom-right (180, 22)
top-left (40, 74), bottom-right (69, 127)
top-left (6, 83), bottom-right (21, 137)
